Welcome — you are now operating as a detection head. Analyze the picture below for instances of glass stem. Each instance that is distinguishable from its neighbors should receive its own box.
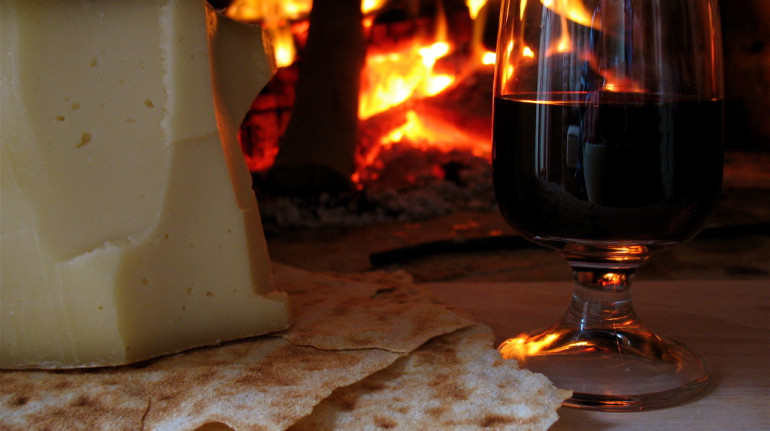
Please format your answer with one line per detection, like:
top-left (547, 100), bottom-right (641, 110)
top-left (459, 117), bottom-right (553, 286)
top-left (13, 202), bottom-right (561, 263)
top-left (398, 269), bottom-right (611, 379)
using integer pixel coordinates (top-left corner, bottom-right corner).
top-left (562, 265), bottom-right (641, 331)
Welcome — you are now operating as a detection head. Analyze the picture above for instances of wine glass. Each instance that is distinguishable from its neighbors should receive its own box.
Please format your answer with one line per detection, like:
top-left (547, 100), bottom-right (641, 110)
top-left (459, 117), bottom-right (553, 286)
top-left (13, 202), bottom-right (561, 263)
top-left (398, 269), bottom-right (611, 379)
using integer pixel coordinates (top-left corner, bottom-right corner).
top-left (492, 0), bottom-right (724, 411)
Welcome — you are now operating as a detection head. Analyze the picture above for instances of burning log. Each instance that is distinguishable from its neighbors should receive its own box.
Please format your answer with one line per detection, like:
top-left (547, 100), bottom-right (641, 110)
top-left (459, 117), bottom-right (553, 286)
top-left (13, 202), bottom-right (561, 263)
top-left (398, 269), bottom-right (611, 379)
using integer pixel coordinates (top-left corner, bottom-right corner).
top-left (265, 0), bottom-right (366, 197)
top-left (357, 67), bottom-right (494, 179)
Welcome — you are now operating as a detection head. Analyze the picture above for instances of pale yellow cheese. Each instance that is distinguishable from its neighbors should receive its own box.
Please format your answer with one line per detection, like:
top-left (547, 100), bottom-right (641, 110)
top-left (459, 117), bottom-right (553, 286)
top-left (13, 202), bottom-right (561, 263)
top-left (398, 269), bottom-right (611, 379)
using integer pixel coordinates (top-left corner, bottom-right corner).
top-left (0, 0), bottom-right (288, 368)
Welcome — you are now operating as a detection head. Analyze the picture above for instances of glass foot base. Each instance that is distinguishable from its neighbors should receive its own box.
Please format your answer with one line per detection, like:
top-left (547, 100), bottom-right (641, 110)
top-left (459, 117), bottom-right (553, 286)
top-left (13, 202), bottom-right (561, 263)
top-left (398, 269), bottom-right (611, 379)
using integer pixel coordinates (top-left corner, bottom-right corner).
top-left (499, 325), bottom-right (710, 411)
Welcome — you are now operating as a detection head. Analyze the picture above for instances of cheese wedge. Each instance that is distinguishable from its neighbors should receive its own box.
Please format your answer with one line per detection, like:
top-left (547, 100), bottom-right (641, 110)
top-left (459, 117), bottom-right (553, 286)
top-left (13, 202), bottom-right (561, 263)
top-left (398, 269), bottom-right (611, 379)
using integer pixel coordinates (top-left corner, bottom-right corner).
top-left (0, 0), bottom-right (289, 369)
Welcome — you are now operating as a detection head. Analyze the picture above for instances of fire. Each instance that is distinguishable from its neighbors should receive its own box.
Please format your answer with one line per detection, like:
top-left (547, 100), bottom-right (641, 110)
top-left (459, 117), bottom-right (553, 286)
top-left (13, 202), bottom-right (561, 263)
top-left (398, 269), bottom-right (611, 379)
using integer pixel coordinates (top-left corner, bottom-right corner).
top-left (227, 0), bottom-right (389, 67)
top-left (225, 0), bottom-right (312, 23)
top-left (231, 0), bottom-right (497, 186)
top-left (361, 0), bottom-right (389, 15)
top-left (466, 0), bottom-right (487, 20)
top-left (358, 41), bottom-right (454, 120)
top-left (353, 1), bottom-right (497, 184)
top-left (380, 110), bottom-right (489, 154)
top-left (268, 26), bottom-right (298, 68)
top-left (226, 0), bottom-right (388, 23)
top-left (482, 51), bottom-right (497, 65)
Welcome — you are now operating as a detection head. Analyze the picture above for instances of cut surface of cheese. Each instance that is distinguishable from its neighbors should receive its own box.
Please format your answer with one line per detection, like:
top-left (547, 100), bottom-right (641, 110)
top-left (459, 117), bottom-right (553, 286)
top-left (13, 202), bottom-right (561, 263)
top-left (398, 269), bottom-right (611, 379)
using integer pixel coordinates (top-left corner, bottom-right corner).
top-left (0, 0), bottom-right (288, 369)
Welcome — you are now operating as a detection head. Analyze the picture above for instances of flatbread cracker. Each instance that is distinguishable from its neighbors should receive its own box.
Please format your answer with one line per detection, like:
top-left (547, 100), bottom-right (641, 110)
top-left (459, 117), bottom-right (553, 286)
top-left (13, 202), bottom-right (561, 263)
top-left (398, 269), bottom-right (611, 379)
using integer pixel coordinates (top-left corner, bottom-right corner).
top-left (0, 338), bottom-right (398, 431)
top-left (290, 325), bottom-right (570, 431)
top-left (273, 264), bottom-right (476, 352)
top-left (0, 265), bottom-right (476, 430)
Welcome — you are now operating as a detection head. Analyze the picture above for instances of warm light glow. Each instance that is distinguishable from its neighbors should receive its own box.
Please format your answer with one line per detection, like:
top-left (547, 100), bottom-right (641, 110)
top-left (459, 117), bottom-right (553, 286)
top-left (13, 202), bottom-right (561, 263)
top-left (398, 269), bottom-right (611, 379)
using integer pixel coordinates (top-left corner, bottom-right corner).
top-left (425, 74), bottom-right (454, 96)
top-left (540, 0), bottom-right (597, 29)
top-left (358, 41), bottom-right (455, 120)
top-left (226, 0), bottom-right (313, 24)
top-left (601, 74), bottom-right (646, 93)
top-left (378, 110), bottom-right (489, 154)
top-left (466, 0), bottom-right (488, 20)
top-left (614, 245), bottom-right (647, 255)
top-left (361, 0), bottom-right (388, 14)
top-left (547, 13), bottom-right (573, 55)
top-left (352, 0), bottom-right (497, 183)
top-left (500, 333), bottom-right (560, 359)
top-left (232, 0), bottom-right (497, 183)
top-left (226, 0), bottom-right (312, 67)
top-left (419, 42), bottom-right (450, 68)
top-left (577, 51), bottom-right (647, 93)
top-left (269, 26), bottom-right (297, 68)
top-left (522, 46), bottom-right (535, 58)
top-left (600, 272), bottom-right (623, 286)
top-left (502, 65), bottom-right (513, 86)
top-left (538, 0), bottom-right (601, 56)
top-left (482, 51), bottom-right (497, 65)
top-left (354, 106), bottom-right (491, 184)
top-left (535, 0), bottom-right (646, 93)
top-left (227, 0), bottom-right (388, 21)
top-left (499, 333), bottom-right (591, 360)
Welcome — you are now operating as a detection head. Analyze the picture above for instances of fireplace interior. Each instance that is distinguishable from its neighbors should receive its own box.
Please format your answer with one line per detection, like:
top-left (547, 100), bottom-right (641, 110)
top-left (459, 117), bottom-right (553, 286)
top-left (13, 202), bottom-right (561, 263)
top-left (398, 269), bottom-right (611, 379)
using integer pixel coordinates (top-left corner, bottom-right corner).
top-left (212, 0), bottom-right (770, 281)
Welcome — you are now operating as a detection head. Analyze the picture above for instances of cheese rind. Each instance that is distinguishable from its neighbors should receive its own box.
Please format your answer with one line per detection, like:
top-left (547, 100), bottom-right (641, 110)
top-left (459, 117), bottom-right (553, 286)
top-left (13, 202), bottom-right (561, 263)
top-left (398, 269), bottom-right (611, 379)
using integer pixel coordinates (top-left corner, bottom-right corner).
top-left (0, 0), bottom-right (288, 368)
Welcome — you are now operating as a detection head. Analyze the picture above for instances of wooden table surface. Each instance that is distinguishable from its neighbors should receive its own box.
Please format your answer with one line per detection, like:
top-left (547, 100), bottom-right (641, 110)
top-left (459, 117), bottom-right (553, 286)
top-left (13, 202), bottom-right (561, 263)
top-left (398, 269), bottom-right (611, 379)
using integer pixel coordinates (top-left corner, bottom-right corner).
top-left (425, 279), bottom-right (770, 431)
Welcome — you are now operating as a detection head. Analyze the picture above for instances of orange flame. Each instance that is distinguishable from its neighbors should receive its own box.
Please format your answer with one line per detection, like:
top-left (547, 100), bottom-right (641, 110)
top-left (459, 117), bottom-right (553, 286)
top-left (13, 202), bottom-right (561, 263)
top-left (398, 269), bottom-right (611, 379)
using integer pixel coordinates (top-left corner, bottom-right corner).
top-left (226, 0), bottom-right (387, 22)
top-left (466, 0), bottom-right (488, 20)
top-left (380, 110), bottom-right (489, 154)
top-left (226, 0), bottom-right (312, 24)
top-left (227, 0), bottom-right (389, 67)
top-left (357, 1), bottom-right (454, 121)
top-left (354, 1), bottom-right (498, 184)
top-left (231, 0), bottom-right (497, 183)
top-left (359, 42), bottom-right (455, 120)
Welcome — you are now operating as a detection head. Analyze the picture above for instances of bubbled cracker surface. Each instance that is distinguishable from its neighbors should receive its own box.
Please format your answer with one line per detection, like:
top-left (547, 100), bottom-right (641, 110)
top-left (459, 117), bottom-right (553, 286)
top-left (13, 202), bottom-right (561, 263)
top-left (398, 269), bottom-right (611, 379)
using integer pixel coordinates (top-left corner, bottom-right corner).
top-left (289, 325), bottom-right (571, 431)
top-left (273, 264), bottom-right (476, 352)
top-left (0, 265), bottom-right (568, 431)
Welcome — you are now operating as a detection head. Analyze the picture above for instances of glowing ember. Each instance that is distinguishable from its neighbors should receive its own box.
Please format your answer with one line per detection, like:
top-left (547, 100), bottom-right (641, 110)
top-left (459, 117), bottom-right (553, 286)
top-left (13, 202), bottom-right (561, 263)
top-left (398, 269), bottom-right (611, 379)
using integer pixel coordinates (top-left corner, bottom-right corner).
top-left (380, 110), bottom-right (489, 154)
top-left (354, 3), bottom-right (496, 184)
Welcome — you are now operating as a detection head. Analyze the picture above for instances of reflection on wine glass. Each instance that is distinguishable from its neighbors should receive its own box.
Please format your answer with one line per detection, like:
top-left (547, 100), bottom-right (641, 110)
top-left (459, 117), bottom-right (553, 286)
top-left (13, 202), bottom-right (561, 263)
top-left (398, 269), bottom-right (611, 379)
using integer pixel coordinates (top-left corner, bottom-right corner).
top-left (492, 0), bottom-right (724, 411)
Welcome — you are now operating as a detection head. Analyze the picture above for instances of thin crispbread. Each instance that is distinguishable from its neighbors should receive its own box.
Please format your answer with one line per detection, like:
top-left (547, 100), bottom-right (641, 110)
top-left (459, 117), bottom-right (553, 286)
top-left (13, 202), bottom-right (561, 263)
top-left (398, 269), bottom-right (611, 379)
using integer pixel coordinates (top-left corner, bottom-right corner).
top-left (0, 337), bottom-right (398, 431)
top-left (272, 264), bottom-right (476, 352)
top-left (290, 324), bottom-right (571, 431)
top-left (0, 264), bottom-right (476, 430)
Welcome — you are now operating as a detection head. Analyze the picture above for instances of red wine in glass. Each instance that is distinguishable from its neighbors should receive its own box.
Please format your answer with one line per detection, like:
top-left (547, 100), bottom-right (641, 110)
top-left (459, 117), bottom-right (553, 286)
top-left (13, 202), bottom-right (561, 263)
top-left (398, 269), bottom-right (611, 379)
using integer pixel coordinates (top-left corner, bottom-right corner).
top-left (492, 0), bottom-right (724, 411)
